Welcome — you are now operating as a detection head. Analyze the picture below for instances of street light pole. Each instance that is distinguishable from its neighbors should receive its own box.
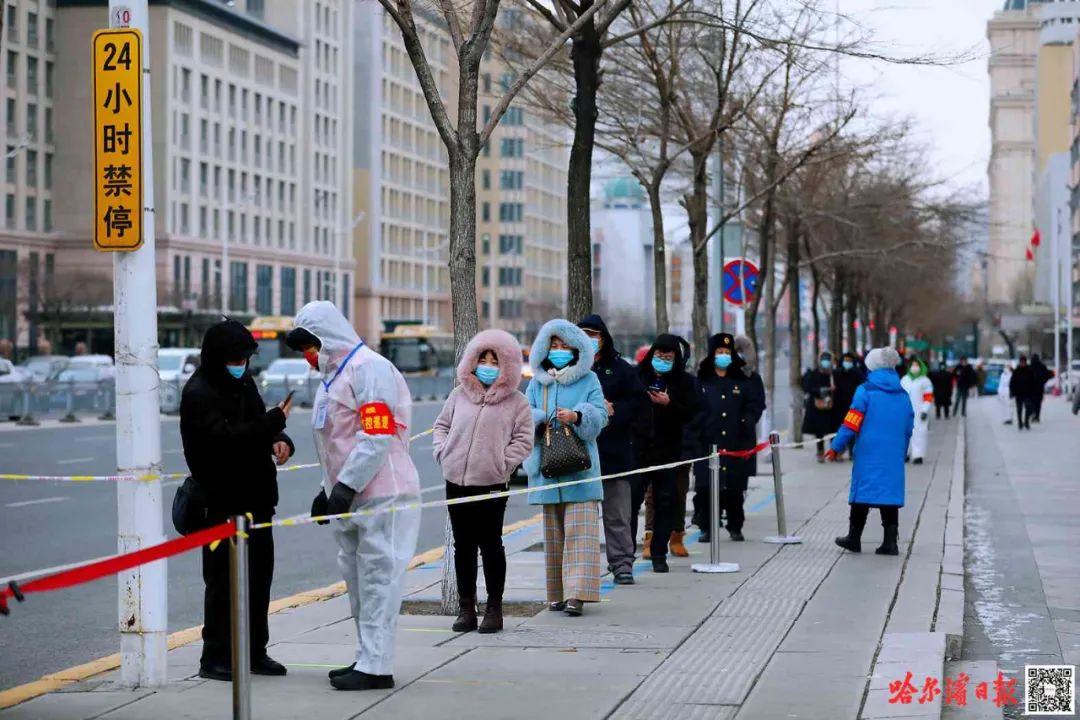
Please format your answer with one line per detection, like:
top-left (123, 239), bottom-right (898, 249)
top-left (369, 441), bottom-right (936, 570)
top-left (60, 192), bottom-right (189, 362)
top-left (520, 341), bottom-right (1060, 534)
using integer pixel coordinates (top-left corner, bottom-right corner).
top-left (108, 0), bottom-right (166, 686)
top-left (1055, 207), bottom-right (1062, 388)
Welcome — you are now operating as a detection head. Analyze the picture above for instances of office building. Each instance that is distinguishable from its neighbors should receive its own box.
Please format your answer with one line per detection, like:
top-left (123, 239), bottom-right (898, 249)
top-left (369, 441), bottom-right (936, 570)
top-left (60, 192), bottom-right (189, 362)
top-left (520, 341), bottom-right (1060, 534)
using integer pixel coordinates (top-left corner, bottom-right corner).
top-left (351, 2), bottom-right (453, 344)
top-left (0, 0), bottom-right (57, 350)
top-left (590, 177), bottom-right (654, 335)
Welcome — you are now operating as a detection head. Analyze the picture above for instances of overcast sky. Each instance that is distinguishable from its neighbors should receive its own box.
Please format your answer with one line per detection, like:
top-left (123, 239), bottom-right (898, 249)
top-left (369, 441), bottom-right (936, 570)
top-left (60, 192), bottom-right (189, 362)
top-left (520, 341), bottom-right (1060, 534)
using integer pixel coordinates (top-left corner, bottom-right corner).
top-left (837, 0), bottom-right (1006, 197)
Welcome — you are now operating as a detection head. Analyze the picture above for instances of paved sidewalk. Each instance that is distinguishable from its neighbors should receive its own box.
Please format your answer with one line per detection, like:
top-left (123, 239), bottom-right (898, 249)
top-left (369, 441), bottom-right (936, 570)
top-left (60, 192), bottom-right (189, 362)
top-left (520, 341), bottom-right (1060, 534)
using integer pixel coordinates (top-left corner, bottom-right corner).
top-left (1, 423), bottom-right (965, 720)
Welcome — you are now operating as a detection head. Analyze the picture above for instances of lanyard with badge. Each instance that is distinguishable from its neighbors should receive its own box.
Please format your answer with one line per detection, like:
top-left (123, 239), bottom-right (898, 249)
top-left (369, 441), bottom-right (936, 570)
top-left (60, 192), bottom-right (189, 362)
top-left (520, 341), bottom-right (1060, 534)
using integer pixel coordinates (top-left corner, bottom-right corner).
top-left (313, 341), bottom-right (365, 430)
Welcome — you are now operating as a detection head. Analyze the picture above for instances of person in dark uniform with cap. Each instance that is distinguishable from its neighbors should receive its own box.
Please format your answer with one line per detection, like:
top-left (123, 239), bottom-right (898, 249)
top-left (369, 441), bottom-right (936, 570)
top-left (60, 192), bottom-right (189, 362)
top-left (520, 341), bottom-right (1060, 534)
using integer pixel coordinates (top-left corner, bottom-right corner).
top-left (686, 333), bottom-right (765, 542)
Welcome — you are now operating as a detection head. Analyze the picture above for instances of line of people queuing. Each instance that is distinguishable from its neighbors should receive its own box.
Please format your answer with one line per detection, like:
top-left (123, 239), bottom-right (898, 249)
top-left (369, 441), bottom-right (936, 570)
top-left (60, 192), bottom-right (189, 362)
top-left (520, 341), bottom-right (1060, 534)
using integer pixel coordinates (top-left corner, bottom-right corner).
top-left (178, 302), bottom-right (953, 693)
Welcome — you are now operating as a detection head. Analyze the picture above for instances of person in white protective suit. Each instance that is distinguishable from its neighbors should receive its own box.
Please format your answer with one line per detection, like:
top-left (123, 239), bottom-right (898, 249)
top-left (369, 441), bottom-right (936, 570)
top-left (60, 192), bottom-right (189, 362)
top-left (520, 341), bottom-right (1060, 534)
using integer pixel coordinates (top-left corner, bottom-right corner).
top-left (998, 364), bottom-right (1014, 425)
top-left (900, 356), bottom-right (934, 464)
top-left (285, 301), bottom-right (420, 691)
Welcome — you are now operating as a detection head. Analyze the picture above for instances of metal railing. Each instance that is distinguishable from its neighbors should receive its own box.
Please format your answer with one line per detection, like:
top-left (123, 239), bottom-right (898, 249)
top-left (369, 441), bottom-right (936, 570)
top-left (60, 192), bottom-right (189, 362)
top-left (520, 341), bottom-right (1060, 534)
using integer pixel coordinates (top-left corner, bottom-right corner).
top-left (0, 379), bottom-right (119, 425)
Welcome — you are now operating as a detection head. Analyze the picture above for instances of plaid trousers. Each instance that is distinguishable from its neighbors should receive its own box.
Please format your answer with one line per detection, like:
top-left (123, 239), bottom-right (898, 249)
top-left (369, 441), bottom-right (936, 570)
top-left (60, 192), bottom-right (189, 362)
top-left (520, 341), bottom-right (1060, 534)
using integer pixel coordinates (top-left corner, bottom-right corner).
top-left (543, 500), bottom-right (602, 603)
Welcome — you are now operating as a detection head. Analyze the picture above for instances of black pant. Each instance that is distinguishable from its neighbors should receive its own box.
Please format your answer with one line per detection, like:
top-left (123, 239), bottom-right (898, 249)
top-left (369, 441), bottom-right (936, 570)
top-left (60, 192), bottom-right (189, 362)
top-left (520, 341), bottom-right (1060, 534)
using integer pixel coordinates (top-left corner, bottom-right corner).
top-left (630, 468), bottom-right (676, 561)
top-left (446, 481), bottom-right (508, 602)
top-left (953, 389), bottom-right (969, 417)
top-left (694, 469), bottom-right (746, 534)
top-left (201, 524), bottom-right (274, 667)
top-left (1016, 398), bottom-right (1033, 429)
top-left (850, 503), bottom-right (898, 529)
top-left (815, 436), bottom-right (826, 456)
top-left (935, 401), bottom-right (950, 419)
top-left (1034, 393), bottom-right (1045, 421)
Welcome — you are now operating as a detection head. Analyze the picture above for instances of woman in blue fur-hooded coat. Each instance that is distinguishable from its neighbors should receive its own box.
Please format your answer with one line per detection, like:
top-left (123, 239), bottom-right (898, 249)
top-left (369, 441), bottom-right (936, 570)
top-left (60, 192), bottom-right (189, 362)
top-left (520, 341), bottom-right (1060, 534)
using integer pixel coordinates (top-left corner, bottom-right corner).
top-left (523, 319), bottom-right (608, 617)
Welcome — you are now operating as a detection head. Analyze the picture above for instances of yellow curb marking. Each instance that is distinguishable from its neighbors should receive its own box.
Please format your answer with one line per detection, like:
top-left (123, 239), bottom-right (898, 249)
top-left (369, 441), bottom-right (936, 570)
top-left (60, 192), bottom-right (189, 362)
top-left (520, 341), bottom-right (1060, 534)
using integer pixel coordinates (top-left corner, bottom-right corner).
top-left (0, 512), bottom-right (543, 710)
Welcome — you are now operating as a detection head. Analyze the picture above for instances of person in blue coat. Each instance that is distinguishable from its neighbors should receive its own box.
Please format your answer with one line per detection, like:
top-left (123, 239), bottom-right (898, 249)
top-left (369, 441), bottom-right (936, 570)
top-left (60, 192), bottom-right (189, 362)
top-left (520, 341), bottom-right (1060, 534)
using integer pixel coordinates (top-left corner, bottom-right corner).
top-left (524, 319), bottom-right (608, 616)
top-left (825, 347), bottom-right (914, 556)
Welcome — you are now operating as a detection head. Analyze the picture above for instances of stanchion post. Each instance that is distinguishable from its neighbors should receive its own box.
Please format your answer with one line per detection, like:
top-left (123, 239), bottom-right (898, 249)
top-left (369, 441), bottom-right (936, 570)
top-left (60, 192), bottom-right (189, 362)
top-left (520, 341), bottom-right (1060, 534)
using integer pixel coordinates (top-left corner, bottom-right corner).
top-left (98, 380), bottom-right (116, 421)
top-left (230, 515), bottom-right (251, 720)
top-left (692, 446), bottom-right (740, 574)
top-left (763, 432), bottom-right (802, 545)
top-left (61, 378), bottom-right (79, 423)
top-left (16, 381), bottom-right (38, 426)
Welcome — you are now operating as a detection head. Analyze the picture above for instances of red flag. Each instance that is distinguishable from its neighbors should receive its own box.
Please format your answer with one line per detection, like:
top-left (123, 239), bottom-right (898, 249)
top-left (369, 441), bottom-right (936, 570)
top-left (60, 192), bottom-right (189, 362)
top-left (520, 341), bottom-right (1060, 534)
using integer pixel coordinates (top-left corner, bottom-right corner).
top-left (1031, 229), bottom-right (1041, 247)
top-left (1026, 247), bottom-right (1034, 261)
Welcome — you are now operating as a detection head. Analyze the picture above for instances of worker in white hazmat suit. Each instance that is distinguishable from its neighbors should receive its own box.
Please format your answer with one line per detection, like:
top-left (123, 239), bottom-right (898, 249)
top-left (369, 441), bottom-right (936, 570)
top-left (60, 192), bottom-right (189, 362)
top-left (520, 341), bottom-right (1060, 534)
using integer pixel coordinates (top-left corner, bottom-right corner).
top-left (286, 301), bottom-right (420, 691)
top-left (900, 356), bottom-right (934, 464)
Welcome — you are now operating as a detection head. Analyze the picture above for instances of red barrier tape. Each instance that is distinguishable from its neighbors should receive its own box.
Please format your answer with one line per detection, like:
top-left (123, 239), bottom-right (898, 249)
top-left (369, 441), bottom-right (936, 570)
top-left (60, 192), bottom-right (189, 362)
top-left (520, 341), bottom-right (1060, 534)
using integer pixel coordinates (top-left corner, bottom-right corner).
top-left (717, 441), bottom-right (771, 459)
top-left (0, 520), bottom-right (236, 616)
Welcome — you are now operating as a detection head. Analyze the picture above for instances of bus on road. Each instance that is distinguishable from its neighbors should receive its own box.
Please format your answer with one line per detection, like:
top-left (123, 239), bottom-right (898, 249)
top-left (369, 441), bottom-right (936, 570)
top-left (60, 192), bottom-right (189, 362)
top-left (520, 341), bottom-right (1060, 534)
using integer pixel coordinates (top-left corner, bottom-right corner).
top-left (379, 322), bottom-right (453, 375)
top-left (247, 316), bottom-right (299, 375)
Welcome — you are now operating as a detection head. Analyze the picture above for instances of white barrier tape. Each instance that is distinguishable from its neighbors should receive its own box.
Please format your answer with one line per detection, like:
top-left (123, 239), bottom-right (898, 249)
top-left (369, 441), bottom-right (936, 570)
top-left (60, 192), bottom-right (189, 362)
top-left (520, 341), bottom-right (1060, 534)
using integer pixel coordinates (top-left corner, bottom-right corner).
top-left (0, 552), bottom-right (120, 587)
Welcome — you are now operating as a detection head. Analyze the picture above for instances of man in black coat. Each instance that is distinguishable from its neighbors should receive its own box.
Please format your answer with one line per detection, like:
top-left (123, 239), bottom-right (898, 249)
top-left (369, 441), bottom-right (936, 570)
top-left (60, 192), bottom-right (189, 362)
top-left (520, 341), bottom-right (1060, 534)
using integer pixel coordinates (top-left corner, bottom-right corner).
top-left (1010, 355), bottom-right (1038, 430)
top-left (181, 320), bottom-right (295, 681)
top-left (952, 357), bottom-right (978, 417)
top-left (1030, 354), bottom-right (1052, 422)
top-left (929, 362), bottom-right (953, 419)
top-left (801, 352), bottom-right (838, 461)
top-left (688, 333), bottom-right (765, 542)
top-left (633, 333), bottom-right (698, 572)
top-left (578, 315), bottom-right (648, 585)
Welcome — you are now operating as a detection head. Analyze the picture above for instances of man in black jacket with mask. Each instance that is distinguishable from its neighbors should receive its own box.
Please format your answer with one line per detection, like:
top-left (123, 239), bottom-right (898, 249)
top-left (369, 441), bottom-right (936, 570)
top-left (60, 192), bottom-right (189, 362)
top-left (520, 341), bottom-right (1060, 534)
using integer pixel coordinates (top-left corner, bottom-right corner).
top-left (181, 319), bottom-right (295, 681)
top-left (633, 333), bottom-right (698, 572)
top-left (578, 315), bottom-right (648, 585)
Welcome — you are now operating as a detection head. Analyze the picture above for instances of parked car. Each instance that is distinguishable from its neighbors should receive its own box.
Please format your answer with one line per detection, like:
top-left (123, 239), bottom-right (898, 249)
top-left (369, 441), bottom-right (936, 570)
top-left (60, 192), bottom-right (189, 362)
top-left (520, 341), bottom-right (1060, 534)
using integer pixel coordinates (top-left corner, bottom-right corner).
top-left (21, 355), bottom-right (70, 383)
top-left (0, 358), bottom-right (29, 384)
top-left (51, 367), bottom-right (112, 411)
top-left (69, 354), bottom-right (116, 379)
top-left (158, 348), bottom-right (201, 414)
top-left (0, 359), bottom-right (30, 419)
top-left (259, 358), bottom-right (319, 407)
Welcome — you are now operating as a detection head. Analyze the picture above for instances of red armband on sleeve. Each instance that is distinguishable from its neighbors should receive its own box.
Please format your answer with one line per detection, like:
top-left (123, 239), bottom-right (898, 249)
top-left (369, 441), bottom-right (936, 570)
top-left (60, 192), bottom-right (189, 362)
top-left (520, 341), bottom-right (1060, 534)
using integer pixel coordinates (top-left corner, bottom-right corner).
top-left (359, 402), bottom-right (395, 435)
top-left (842, 409), bottom-right (864, 433)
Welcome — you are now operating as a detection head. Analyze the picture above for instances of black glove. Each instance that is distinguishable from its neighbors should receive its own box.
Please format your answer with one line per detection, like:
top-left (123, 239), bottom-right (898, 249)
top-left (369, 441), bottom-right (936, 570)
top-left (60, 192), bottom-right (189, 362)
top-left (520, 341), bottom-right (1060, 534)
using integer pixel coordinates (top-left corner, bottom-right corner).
top-left (326, 483), bottom-right (357, 516)
top-left (310, 490), bottom-right (330, 525)
top-left (919, 412), bottom-right (928, 422)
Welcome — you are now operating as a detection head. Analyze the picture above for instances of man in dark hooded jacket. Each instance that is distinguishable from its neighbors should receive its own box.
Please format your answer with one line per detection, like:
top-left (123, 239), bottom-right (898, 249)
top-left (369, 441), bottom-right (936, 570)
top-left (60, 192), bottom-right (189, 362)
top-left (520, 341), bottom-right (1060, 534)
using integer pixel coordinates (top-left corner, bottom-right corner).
top-left (578, 315), bottom-right (648, 585)
top-left (633, 333), bottom-right (698, 572)
top-left (180, 319), bottom-right (295, 681)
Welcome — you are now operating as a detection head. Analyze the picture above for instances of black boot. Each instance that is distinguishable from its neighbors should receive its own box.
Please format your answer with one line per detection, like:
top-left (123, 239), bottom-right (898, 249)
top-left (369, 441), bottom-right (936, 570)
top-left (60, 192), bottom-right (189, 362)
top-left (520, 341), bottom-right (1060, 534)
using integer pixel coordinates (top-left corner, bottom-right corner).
top-left (835, 518), bottom-right (865, 553)
top-left (330, 670), bottom-right (395, 691)
top-left (478, 598), bottom-right (503, 634)
top-left (452, 597), bottom-right (478, 632)
top-left (876, 525), bottom-right (899, 556)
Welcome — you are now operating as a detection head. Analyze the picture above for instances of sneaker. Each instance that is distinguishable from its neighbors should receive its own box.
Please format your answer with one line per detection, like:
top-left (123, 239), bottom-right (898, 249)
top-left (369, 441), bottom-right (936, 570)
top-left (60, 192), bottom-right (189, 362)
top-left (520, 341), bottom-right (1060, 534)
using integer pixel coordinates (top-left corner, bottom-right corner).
top-left (564, 599), bottom-right (584, 616)
top-left (728, 530), bottom-right (745, 542)
top-left (548, 600), bottom-right (567, 612)
top-left (614, 572), bottom-right (635, 585)
top-left (330, 670), bottom-right (395, 691)
top-left (329, 663), bottom-right (356, 680)
top-left (251, 655), bottom-right (287, 676)
top-left (652, 558), bottom-right (669, 573)
top-left (198, 663), bottom-right (231, 682)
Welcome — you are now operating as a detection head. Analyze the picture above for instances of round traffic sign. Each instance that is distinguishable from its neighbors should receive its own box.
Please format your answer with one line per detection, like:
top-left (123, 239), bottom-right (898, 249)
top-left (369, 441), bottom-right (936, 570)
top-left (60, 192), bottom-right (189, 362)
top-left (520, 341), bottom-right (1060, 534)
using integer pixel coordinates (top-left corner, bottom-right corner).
top-left (722, 259), bottom-right (760, 306)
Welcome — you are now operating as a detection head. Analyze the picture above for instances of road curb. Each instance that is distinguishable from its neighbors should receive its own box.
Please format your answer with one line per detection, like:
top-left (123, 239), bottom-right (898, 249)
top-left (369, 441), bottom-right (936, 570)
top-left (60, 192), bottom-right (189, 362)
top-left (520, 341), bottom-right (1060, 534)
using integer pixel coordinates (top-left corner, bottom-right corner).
top-left (936, 417), bottom-right (966, 659)
top-left (0, 512), bottom-right (543, 711)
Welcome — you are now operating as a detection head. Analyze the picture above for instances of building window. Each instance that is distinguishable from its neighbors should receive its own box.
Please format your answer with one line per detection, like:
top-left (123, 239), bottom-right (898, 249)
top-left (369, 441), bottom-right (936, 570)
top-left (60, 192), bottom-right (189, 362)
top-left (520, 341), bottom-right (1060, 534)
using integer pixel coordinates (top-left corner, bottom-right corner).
top-left (26, 57), bottom-right (37, 94)
top-left (24, 197), bottom-right (35, 231)
top-left (183, 256), bottom-right (191, 297)
top-left (4, 194), bottom-right (14, 229)
top-left (6, 51), bottom-right (16, 90)
top-left (280, 267), bottom-right (296, 316)
top-left (45, 61), bottom-right (53, 98)
top-left (5, 147), bottom-right (15, 183)
top-left (342, 274), bottom-right (350, 319)
top-left (481, 169), bottom-right (491, 190)
top-left (25, 149), bottom-right (36, 186)
top-left (256, 264), bottom-right (273, 314)
top-left (44, 153), bottom-right (53, 190)
top-left (46, 18), bottom-right (55, 52)
top-left (42, 199), bottom-right (51, 232)
top-left (500, 170), bottom-right (523, 190)
top-left (5, 5), bottom-right (16, 43)
top-left (499, 138), bottom-right (524, 158)
top-left (201, 258), bottom-right (210, 306)
top-left (26, 103), bottom-right (37, 140)
top-left (44, 108), bottom-right (52, 143)
top-left (27, 11), bottom-right (37, 46)
top-left (303, 269), bottom-right (311, 304)
top-left (5, 99), bottom-right (14, 135)
top-left (230, 262), bottom-right (248, 312)
top-left (481, 202), bottom-right (490, 222)
top-left (498, 203), bottom-right (523, 222)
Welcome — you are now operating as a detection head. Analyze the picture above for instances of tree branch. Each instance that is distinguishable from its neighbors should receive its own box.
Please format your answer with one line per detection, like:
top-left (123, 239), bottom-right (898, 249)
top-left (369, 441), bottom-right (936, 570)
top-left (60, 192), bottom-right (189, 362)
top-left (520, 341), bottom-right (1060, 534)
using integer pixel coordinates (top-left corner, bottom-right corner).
top-left (480, 0), bottom-right (611, 145)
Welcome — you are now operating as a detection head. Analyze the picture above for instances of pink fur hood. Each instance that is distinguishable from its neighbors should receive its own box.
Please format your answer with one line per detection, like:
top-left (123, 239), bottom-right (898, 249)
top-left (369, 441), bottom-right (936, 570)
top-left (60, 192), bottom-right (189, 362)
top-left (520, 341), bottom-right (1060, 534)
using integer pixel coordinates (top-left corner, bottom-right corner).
top-left (455, 328), bottom-right (524, 403)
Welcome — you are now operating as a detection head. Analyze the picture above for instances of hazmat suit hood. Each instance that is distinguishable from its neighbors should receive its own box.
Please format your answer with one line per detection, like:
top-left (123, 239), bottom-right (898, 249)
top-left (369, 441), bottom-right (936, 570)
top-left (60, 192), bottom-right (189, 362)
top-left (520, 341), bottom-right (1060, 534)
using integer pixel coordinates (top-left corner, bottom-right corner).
top-left (906, 356), bottom-right (928, 379)
top-left (292, 301), bottom-right (362, 375)
top-left (199, 319), bottom-right (257, 377)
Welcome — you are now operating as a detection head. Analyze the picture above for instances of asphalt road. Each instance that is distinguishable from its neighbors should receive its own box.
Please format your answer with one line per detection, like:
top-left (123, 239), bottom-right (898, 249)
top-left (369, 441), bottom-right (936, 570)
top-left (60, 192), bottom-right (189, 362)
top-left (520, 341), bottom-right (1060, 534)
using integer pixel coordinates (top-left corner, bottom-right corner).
top-left (0, 402), bottom-right (537, 691)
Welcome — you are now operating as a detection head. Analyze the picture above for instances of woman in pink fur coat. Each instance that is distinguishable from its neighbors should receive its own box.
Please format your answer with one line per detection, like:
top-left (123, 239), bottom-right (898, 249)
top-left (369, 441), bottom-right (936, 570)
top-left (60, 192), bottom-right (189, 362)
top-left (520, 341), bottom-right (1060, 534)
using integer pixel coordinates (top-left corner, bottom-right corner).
top-left (433, 328), bottom-right (534, 634)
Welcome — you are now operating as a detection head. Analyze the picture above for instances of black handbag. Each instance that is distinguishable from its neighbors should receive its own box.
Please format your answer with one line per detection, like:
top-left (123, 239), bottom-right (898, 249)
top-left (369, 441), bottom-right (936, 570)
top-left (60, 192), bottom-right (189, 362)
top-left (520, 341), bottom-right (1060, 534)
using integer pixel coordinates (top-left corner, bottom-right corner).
top-left (539, 385), bottom-right (592, 479)
top-left (171, 476), bottom-right (209, 536)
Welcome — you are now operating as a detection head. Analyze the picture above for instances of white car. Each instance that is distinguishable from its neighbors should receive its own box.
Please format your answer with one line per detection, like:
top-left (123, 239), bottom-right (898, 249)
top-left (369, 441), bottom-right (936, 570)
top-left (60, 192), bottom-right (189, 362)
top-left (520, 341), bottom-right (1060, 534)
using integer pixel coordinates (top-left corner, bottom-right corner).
top-left (158, 348), bottom-right (201, 414)
top-left (0, 358), bottom-right (29, 385)
top-left (69, 354), bottom-right (116, 379)
top-left (259, 358), bottom-right (319, 407)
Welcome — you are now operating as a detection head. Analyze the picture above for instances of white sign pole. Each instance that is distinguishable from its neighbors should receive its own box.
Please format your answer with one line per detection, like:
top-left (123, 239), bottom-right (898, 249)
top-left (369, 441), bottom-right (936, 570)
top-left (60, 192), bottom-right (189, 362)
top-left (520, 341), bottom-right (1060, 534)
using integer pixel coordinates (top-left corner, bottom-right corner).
top-left (108, 0), bottom-right (166, 686)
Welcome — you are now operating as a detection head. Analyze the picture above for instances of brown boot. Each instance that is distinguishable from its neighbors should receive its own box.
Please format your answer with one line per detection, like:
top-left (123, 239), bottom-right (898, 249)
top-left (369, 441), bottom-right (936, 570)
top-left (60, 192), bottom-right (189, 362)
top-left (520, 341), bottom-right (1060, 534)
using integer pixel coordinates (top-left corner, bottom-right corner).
top-left (451, 597), bottom-right (477, 632)
top-left (669, 531), bottom-right (689, 557)
top-left (478, 598), bottom-right (503, 634)
top-left (642, 531), bottom-right (652, 560)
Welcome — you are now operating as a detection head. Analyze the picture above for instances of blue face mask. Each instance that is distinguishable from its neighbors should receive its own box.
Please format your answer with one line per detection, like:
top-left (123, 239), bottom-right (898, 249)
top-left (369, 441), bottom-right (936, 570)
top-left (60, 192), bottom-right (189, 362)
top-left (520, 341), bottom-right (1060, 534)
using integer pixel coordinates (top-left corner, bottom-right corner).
top-left (842, 361), bottom-right (854, 371)
top-left (714, 354), bottom-right (732, 369)
top-left (590, 338), bottom-right (601, 354)
top-left (475, 365), bottom-right (499, 386)
top-left (548, 349), bottom-right (575, 369)
top-left (821, 359), bottom-right (832, 370)
top-left (651, 357), bottom-right (674, 374)
top-left (226, 364), bottom-right (246, 380)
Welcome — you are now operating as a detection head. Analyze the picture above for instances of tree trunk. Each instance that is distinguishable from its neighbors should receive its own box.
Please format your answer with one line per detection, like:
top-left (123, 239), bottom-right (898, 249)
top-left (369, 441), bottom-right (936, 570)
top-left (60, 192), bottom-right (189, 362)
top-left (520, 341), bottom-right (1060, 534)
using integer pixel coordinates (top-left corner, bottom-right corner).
top-left (811, 266), bottom-right (821, 359)
top-left (829, 269), bottom-right (843, 353)
top-left (787, 226), bottom-right (803, 441)
top-left (647, 182), bottom-right (670, 334)
top-left (566, 19), bottom-right (602, 322)
top-left (687, 150), bottom-right (710, 356)
top-left (845, 282), bottom-right (857, 355)
top-left (764, 233), bottom-right (776, 429)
